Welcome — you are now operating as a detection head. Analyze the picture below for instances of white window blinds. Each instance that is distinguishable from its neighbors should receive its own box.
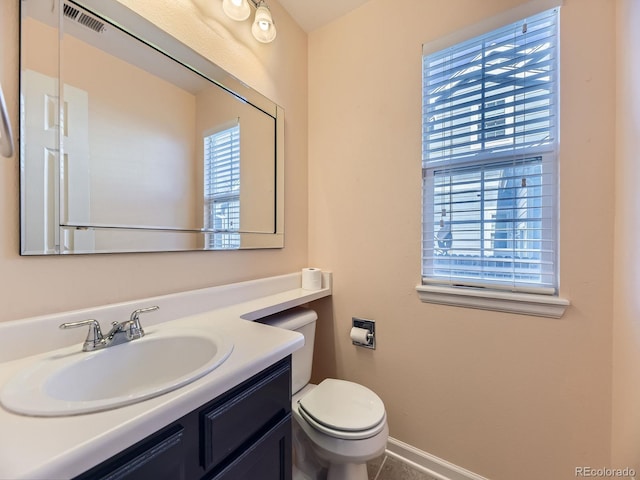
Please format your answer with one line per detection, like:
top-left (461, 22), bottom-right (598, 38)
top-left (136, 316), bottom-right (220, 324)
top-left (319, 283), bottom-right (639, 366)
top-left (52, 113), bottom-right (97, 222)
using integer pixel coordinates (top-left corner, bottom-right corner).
top-left (204, 123), bottom-right (240, 249)
top-left (421, 7), bottom-right (559, 293)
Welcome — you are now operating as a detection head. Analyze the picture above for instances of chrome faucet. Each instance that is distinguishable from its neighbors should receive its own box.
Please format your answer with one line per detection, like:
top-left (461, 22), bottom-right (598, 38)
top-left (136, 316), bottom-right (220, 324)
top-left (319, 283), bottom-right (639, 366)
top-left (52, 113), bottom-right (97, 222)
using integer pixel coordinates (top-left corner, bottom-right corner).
top-left (60, 306), bottom-right (159, 352)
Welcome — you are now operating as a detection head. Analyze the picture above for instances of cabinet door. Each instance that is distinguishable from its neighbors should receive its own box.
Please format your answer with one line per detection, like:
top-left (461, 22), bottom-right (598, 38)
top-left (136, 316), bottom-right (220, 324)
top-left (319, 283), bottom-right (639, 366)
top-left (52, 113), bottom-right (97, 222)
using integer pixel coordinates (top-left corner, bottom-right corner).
top-left (73, 425), bottom-right (188, 480)
top-left (207, 416), bottom-right (292, 480)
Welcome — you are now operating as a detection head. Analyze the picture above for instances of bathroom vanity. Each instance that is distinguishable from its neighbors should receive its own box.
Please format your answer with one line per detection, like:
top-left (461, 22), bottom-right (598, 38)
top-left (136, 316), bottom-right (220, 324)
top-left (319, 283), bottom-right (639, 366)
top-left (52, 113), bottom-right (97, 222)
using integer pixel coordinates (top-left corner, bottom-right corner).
top-left (0, 272), bottom-right (331, 479)
top-left (75, 357), bottom-right (292, 480)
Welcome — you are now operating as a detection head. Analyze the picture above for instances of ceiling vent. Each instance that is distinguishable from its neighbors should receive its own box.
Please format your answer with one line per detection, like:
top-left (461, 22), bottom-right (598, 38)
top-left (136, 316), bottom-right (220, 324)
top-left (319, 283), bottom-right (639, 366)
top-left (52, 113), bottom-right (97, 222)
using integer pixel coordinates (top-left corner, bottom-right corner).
top-left (62, 3), bottom-right (106, 33)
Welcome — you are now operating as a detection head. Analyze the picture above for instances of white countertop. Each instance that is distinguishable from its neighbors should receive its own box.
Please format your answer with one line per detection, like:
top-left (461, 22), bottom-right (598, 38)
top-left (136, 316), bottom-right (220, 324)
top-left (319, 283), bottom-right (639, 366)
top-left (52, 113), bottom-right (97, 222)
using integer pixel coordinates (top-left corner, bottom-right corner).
top-left (0, 272), bottom-right (332, 480)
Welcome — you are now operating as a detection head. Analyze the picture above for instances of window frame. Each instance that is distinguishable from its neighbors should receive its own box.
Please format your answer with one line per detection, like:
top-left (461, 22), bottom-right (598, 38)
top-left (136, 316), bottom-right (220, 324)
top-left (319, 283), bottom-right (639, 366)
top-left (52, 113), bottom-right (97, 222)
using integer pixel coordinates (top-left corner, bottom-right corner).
top-left (417, 1), bottom-right (569, 317)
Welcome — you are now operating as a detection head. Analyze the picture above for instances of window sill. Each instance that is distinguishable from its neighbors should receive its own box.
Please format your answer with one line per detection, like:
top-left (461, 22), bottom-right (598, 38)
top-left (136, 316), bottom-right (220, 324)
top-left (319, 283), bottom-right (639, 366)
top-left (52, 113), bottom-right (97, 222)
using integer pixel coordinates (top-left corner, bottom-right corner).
top-left (415, 284), bottom-right (569, 318)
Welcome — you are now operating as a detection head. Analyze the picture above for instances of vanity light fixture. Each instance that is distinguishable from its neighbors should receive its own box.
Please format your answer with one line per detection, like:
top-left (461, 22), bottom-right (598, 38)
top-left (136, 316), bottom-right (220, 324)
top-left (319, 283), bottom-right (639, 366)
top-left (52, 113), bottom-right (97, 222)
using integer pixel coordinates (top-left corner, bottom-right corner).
top-left (222, 0), bottom-right (277, 43)
top-left (222, 0), bottom-right (251, 21)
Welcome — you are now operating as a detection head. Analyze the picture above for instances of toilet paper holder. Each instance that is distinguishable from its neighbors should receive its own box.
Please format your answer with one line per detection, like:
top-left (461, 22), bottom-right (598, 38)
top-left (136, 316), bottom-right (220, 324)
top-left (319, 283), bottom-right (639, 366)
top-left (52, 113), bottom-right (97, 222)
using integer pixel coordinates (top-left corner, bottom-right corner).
top-left (351, 317), bottom-right (375, 350)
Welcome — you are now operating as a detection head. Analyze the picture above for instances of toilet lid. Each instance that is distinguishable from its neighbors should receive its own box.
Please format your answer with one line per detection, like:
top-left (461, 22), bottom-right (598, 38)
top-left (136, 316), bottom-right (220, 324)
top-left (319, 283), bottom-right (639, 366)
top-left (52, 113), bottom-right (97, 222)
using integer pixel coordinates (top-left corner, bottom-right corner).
top-left (298, 379), bottom-right (385, 433)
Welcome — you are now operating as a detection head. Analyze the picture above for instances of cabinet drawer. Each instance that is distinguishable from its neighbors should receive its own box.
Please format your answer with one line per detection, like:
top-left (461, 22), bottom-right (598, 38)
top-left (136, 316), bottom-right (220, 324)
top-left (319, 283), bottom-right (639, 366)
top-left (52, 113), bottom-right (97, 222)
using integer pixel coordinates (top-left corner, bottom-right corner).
top-left (73, 424), bottom-right (187, 480)
top-left (201, 360), bottom-right (290, 471)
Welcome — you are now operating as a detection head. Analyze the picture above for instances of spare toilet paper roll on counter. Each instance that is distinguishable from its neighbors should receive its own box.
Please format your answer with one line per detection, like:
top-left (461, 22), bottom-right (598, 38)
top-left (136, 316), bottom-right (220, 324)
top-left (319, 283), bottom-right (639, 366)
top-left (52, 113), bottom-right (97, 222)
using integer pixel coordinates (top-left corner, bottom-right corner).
top-left (350, 326), bottom-right (371, 344)
top-left (301, 267), bottom-right (322, 290)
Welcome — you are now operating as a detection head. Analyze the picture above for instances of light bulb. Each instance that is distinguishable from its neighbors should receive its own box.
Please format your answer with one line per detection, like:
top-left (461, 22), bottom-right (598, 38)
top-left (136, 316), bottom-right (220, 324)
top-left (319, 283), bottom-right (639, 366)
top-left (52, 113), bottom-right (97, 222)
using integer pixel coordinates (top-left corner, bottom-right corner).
top-left (222, 0), bottom-right (250, 21)
top-left (251, 4), bottom-right (276, 43)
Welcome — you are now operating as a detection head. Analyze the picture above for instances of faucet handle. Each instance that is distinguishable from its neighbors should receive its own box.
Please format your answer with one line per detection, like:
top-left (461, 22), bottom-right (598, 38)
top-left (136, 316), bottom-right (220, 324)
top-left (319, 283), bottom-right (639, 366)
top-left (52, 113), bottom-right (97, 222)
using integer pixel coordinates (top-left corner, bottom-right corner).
top-left (59, 319), bottom-right (105, 351)
top-left (127, 306), bottom-right (159, 340)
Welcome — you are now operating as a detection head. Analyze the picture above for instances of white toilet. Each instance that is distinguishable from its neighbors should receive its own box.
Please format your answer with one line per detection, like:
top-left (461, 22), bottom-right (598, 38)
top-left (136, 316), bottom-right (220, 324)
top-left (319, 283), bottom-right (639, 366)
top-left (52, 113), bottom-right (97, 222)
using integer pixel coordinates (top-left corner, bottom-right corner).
top-left (260, 307), bottom-right (388, 480)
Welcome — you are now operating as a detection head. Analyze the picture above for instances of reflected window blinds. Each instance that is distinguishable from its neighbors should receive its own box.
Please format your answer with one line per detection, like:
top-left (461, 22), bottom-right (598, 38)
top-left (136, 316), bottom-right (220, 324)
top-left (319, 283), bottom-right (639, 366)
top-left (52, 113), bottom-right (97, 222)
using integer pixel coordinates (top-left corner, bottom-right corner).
top-left (204, 124), bottom-right (241, 249)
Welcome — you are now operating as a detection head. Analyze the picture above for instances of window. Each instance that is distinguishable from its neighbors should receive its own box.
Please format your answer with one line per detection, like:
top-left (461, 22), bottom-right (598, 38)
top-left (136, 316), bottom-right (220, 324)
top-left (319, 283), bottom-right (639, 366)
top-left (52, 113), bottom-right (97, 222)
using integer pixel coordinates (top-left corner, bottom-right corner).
top-left (204, 123), bottom-right (241, 249)
top-left (421, 7), bottom-right (563, 306)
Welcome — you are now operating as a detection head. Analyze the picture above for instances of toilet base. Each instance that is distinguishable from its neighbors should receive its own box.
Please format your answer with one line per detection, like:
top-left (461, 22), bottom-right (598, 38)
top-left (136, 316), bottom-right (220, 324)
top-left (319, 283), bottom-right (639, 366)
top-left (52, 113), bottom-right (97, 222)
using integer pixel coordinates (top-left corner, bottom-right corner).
top-left (327, 462), bottom-right (368, 480)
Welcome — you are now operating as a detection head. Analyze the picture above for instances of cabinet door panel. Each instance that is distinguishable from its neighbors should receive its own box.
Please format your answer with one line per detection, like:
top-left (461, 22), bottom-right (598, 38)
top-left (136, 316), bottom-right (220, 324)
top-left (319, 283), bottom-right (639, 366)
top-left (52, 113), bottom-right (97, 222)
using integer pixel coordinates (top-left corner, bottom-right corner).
top-left (208, 415), bottom-right (291, 480)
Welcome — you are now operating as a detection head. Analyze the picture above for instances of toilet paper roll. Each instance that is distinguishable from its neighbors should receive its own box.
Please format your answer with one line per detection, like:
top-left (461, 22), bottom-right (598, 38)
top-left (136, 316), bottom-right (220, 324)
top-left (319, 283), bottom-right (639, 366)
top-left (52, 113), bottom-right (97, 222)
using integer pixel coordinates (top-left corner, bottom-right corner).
top-left (301, 267), bottom-right (322, 291)
top-left (350, 326), bottom-right (371, 344)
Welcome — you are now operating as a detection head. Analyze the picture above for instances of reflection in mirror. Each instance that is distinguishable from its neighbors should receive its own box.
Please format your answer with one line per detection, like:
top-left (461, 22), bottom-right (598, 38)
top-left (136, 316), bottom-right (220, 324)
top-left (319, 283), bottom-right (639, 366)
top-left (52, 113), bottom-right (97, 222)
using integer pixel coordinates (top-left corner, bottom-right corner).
top-left (20, 0), bottom-right (284, 254)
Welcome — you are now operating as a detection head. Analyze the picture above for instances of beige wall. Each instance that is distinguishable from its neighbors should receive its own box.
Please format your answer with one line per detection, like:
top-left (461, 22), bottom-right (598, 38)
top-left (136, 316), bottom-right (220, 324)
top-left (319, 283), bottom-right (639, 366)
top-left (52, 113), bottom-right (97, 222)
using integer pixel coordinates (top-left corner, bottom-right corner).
top-left (613, 0), bottom-right (640, 473)
top-left (0, 0), bottom-right (308, 322)
top-left (308, 0), bottom-right (616, 479)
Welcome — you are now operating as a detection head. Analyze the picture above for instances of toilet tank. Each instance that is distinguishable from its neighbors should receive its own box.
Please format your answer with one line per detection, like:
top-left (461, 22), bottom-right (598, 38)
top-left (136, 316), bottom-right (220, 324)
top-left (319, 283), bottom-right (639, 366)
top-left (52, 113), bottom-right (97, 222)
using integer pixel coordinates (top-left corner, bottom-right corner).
top-left (258, 307), bottom-right (317, 394)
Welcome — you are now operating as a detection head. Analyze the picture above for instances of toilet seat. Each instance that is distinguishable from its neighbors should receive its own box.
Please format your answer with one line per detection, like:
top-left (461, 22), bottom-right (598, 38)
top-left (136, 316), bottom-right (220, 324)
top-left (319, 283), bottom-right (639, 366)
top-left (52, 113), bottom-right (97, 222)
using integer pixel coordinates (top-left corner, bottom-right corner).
top-left (297, 379), bottom-right (386, 440)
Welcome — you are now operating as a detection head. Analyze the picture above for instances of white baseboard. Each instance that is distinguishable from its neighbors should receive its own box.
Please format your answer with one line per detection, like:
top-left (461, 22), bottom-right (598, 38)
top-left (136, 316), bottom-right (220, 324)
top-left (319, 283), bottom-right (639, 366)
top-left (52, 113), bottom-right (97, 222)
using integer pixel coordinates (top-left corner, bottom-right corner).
top-left (386, 437), bottom-right (490, 480)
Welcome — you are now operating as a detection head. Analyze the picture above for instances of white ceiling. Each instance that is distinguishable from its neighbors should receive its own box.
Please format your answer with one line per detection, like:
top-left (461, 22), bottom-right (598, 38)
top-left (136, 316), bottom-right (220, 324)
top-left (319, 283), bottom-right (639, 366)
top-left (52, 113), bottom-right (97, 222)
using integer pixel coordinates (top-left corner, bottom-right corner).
top-left (276, 0), bottom-right (372, 32)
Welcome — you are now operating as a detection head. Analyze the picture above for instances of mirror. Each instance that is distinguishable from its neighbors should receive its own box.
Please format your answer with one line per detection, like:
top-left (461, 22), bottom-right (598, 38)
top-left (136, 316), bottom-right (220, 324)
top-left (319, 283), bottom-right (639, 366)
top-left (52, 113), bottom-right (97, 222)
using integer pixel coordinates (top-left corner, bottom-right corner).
top-left (20, 0), bottom-right (284, 254)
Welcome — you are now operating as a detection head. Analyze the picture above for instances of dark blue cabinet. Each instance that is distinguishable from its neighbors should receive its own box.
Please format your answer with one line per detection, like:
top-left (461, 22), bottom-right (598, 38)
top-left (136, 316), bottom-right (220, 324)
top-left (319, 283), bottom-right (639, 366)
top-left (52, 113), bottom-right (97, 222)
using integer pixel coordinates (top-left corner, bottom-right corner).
top-left (74, 357), bottom-right (292, 480)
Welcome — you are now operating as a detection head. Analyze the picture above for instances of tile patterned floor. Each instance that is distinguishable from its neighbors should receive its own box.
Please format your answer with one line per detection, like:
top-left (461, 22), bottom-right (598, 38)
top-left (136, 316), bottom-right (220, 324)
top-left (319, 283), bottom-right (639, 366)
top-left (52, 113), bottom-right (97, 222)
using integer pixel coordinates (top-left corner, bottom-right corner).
top-left (367, 454), bottom-right (439, 480)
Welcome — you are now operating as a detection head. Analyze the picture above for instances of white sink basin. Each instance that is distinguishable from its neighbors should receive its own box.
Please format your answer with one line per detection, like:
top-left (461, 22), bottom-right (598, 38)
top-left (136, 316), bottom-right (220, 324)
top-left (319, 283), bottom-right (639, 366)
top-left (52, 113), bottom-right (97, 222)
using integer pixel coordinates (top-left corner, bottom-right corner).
top-left (0, 327), bottom-right (233, 416)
